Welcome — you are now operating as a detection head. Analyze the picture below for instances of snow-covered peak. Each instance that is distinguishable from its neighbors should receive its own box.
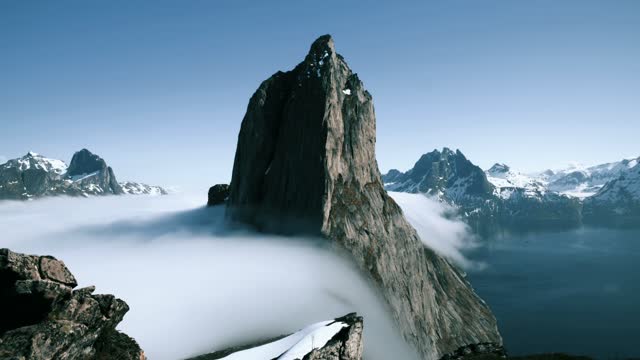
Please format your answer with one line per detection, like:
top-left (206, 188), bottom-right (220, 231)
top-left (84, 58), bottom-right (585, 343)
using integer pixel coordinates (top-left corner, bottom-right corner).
top-left (485, 165), bottom-right (546, 199)
top-left (487, 163), bottom-right (510, 177)
top-left (3, 152), bottom-right (68, 175)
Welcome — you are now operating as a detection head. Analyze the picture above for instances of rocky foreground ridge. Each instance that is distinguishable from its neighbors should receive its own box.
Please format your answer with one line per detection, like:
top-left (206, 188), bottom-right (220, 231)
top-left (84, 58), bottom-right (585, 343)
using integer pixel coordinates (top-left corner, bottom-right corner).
top-left (0, 149), bottom-right (167, 200)
top-left (224, 35), bottom-right (501, 359)
top-left (0, 248), bottom-right (144, 360)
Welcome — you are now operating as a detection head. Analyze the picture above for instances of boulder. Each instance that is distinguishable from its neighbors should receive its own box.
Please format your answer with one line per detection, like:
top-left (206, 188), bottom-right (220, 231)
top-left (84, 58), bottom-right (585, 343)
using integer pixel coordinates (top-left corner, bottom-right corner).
top-left (207, 184), bottom-right (230, 206)
top-left (0, 248), bottom-right (144, 360)
top-left (225, 35), bottom-right (501, 359)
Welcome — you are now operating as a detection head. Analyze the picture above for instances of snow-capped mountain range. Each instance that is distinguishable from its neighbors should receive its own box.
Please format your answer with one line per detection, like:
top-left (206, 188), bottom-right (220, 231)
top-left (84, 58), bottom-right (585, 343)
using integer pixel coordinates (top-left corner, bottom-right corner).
top-left (384, 149), bottom-right (640, 229)
top-left (485, 157), bottom-right (640, 201)
top-left (0, 149), bottom-right (167, 200)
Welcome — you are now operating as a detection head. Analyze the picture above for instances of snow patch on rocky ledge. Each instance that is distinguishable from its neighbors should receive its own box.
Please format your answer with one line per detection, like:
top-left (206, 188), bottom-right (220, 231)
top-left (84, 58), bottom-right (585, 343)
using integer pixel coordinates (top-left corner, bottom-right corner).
top-left (221, 320), bottom-right (347, 360)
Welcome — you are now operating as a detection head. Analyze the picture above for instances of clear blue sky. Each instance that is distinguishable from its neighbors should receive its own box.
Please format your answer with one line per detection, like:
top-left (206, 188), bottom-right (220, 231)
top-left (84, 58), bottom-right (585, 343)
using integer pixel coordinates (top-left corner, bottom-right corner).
top-left (1, 0), bottom-right (639, 192)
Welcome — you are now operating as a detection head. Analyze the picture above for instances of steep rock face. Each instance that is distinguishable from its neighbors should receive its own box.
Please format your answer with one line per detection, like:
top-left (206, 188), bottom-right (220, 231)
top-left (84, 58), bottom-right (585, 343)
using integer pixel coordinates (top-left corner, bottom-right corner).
top-left (0, 248), bottom-right (144, 360)
top-left (226, 35), bottom-right (501, 359)
top-left (67, 149), bottom-right (123, 195)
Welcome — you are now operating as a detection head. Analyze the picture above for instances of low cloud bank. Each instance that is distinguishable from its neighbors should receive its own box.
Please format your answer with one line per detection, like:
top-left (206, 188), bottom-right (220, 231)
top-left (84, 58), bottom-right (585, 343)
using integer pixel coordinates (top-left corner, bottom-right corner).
top-left (0, 194), bottom-right (418, 360)
top-left (389, 191), bottom-right (485, 270)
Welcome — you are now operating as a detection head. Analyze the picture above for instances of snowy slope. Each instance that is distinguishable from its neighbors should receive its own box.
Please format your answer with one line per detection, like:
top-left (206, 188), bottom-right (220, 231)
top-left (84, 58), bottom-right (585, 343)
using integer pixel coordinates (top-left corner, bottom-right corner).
top-left (120, 181), bottom-right (168, 196)
top-left (540, 157), bottom-right (640, 199)
top-left (583, 161), bottom-right (640, 222)
top-left (486, 163), bottom-right (546, 199)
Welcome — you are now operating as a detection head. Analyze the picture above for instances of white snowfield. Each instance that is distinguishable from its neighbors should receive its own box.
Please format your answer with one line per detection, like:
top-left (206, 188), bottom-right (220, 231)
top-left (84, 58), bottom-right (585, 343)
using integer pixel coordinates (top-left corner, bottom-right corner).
top-left (221, 320), bottom-right (347, 360)
top-left (120, 181), bottom-right (167, 196)
top-left (589, 163), bottom-right (640, 202)
top-left (486, 156), bottom-right (640, 200)
top-left (486, 164), bottom-right (546, 199)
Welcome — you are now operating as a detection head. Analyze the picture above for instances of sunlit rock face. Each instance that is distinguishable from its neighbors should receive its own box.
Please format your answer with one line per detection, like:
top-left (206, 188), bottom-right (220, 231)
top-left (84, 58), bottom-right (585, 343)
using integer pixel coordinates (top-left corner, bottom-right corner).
top-left (226, 35), bottom-right (501, 359)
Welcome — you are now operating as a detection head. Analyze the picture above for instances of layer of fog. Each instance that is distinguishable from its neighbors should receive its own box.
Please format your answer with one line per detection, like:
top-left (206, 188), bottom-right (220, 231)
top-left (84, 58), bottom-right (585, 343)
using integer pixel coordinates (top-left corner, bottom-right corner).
top-left (0, 194), bottom-right (420, 360)
top-left (389, 192), bottom-right (484, 270)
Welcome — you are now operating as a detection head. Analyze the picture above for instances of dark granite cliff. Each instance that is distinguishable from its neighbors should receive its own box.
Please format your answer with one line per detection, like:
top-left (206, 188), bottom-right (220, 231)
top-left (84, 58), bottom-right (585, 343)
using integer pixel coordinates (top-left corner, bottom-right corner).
top-left (225, 35), bottom-right (501, 359)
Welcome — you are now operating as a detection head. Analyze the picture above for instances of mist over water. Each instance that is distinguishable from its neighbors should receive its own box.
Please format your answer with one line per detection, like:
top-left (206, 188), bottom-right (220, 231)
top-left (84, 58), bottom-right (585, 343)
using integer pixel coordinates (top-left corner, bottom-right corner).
top-left (389, 191), bottom-right (484, 270)
top-left (0, 194), bottom-right (438, 360)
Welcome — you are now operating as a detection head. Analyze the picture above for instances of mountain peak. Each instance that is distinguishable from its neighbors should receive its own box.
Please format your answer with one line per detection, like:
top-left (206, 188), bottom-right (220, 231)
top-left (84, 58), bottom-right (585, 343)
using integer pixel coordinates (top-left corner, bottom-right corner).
top-left (25, 151), bottom-right (39, 158)
top-left (67, 149), bottom-right (107, 176)
top-left (226, 36), bottom-right (501, 357)
top-left (488, 163), bottom-right (510, 174)
top-left (309, 34), bottom-right (334, 55)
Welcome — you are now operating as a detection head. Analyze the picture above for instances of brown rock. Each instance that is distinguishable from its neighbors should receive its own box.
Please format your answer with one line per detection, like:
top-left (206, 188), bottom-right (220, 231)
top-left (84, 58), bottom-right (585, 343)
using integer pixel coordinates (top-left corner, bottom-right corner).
top-left (226, 35), bottom-right (501, 359)
top-left (0, 248), bottom-right (144, 360)
top-left (39, 256), bottom-right (78, 287)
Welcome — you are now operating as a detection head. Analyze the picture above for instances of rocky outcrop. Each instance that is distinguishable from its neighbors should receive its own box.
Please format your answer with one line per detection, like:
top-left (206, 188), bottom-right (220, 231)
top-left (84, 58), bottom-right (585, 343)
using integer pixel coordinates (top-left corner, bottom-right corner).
top-left (189, 313), bottom-right (363, 360)
top-left (207, 184), bottom-right (230, 206)
top-left (302, 314), bottom-right (363, 360)
top-left (0, 150), bottom-right (166, 200)
top-left (0, 248), bottom-right (144, 360)
top-left (225, 35), bottom-right (501, 359)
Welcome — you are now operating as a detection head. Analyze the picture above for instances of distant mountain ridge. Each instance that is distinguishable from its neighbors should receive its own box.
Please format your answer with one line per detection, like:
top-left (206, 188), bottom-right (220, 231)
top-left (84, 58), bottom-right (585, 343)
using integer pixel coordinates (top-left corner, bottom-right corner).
top-left (0, 149), bottom-right (167, 200)
top-left (384, 149), bottom-right (639, 230)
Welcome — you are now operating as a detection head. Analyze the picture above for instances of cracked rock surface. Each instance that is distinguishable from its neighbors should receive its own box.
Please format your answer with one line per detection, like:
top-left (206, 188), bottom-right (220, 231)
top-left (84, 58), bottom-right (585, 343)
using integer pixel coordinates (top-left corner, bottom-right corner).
top-left (226, 35), bottom-right (502, 359)
top-left (0, 248), bottom-right (144, 360)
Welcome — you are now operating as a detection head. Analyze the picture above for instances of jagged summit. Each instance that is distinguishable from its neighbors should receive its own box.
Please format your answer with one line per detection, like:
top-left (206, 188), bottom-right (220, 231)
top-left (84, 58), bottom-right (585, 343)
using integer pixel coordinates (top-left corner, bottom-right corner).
top-left (308, 34), bottom-right (335, 56)
top-left (67, 148), bottom-right (109, 176)
top-left (226, 35), bottom-right (501, 359)
top-left (385, 148), bottom-right (495, 200)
